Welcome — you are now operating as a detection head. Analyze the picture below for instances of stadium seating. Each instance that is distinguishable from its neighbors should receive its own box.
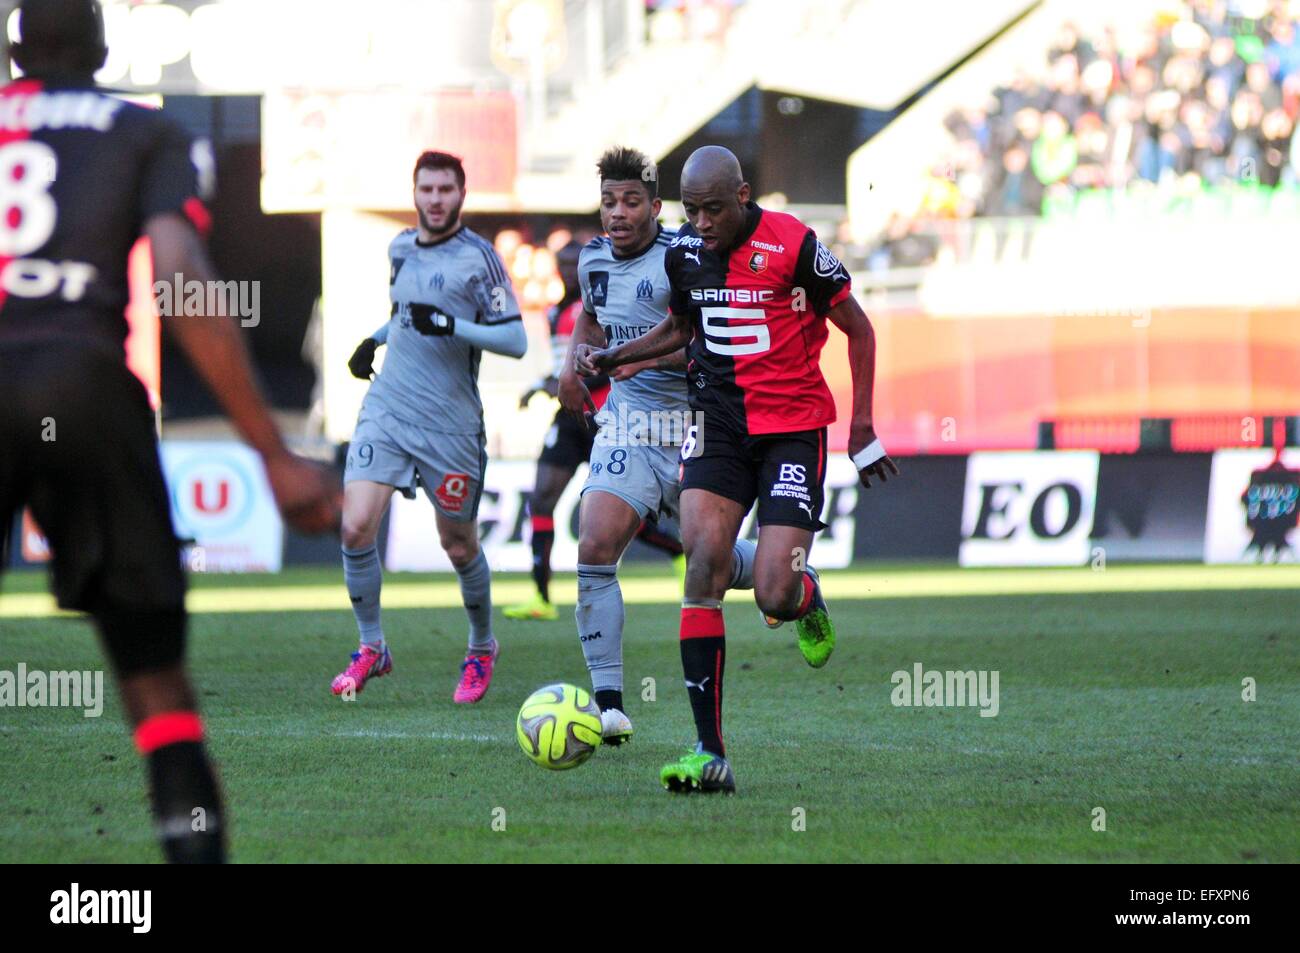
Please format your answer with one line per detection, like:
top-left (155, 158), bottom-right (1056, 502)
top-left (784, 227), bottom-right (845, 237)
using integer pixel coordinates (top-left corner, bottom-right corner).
top-left (861, 0), bottom-right (1298, 241)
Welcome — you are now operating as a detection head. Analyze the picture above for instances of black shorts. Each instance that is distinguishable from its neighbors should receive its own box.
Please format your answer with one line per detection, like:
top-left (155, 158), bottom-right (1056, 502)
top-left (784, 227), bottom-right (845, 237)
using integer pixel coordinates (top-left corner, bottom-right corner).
top-left (537, 406), bottom-right (595, 470)
top-left (679, 415), bottom-right (828, 530)
top-left (0, 343), bottom-right (186, 632)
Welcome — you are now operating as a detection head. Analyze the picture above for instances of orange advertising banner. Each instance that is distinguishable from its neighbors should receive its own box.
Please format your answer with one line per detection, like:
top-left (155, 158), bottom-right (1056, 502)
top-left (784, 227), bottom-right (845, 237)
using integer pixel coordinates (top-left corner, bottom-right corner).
top-left (823, 307), bottom-right (1300, 454)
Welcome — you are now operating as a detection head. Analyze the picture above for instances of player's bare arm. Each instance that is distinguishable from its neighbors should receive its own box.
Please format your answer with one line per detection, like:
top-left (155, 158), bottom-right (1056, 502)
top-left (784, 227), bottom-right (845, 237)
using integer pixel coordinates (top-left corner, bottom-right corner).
top-left (147, 212), bottom-right (342, 532)
top-left (826, 293), bottom-right (899, 489)
top-left (575, 309), bottom-right (690, 374)
top-left (610, 346), bottom-right (688, 381)
top-left (558, 307), bottom-right (607, 418)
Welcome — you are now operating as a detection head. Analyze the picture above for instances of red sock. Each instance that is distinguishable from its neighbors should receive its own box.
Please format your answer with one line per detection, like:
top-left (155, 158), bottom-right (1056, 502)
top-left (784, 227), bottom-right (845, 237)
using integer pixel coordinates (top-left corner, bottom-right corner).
top-left (680, 607), bottom-right (726, 756)
top-left (134, 711), bottom-right (205, 755)
top-left (134, 712), bottom-right (225, 863)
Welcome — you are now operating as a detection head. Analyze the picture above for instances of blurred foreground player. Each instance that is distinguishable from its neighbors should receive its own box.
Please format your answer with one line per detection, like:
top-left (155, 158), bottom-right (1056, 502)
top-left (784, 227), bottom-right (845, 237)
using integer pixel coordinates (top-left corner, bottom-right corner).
top-left (504, 240), bottom-right (686, 622)
top-left (341, 151), bottom-right (526, 703)
top-left (579, 146), bottom-right (898, 792)
top-left (0, 0), bottom-right (341, 861)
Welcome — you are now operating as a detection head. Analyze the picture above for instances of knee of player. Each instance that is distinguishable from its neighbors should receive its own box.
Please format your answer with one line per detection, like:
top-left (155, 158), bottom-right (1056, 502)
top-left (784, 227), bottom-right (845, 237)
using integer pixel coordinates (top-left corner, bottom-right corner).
top-left (577, 534), bottom-right (624, 566)
top-left (442, 536), bottom-right (480, 568)
top-left (683, 555), bottom-right (729, 600)
top-left (528, 490), bottom-right (561, 517)
top-left (754, 572), bottom-right (801, 616)
top-left (340, 520), bottom-right (377, 551)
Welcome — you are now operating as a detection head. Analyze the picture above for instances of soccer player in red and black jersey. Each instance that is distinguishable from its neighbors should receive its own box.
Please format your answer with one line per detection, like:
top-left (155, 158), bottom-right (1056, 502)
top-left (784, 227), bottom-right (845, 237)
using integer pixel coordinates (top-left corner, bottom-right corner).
top-left (578, 146), bottom-right (898, 792)
top-left (0, 0), bottom-right (340, 859)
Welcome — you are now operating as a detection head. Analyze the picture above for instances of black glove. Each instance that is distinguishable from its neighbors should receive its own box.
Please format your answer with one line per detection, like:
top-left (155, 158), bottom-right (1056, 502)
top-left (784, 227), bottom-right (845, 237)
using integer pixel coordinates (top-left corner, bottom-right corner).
top-left (348, 337), bottom-right (379, 379)
top-left (410, 304), bottom-right (455, 336)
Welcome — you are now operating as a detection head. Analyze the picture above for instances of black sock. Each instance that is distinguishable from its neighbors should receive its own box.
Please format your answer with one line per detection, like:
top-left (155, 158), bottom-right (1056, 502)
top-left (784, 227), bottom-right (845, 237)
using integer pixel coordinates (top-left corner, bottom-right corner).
top-left (146, 741), bottom-right (226, 864)
top-left (636, 519), bottom-right (684, 557)
top-left (680, 607), bottom-right (725, 757)
top-left (530, 517), bottom-right (555, 603)
top-left (595, 688), bottom-right (624, 712)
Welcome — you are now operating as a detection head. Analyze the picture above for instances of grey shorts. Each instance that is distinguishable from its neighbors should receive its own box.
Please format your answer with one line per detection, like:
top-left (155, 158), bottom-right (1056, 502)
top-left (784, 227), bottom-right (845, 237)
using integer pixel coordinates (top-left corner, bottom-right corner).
top-left (581, 416), bottom-right (681, 521)
top-left (345, 404), bottom-right (486, 522)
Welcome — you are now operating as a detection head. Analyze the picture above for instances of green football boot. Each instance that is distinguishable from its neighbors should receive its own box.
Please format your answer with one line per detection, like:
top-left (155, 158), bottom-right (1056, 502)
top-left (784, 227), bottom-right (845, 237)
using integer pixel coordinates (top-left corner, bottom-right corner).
top-left (794, 567), bottom-right (836, 668)
top-left (660, 743), bottom-right (736, 795)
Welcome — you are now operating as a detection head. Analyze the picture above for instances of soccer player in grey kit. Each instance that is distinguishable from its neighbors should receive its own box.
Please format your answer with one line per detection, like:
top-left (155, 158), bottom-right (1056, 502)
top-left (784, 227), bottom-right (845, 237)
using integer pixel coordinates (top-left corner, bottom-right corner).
top-left (337, 151), bottom-right (527, 703)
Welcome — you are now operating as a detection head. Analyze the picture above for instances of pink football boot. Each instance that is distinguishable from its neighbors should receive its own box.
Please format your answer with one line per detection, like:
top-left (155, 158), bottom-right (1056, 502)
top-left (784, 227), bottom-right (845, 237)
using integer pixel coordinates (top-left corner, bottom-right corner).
top-left (331, 644), bottom-right (393, 696)
top-left (453, 640), bottom-right (499, 704)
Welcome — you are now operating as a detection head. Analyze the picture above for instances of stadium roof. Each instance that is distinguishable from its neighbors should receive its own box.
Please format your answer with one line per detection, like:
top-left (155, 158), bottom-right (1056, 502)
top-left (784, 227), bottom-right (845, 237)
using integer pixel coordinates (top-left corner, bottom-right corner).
top-left (756, 0), bottom-right (1039, 110)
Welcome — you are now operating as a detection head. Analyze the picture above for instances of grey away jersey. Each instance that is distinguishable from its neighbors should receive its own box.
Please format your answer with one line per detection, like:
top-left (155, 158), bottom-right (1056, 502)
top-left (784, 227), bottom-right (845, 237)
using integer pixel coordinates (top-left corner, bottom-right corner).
top-left (365, 226), bottom-right (521, 434)
top-left (578, 226), bottom-right (689, 421)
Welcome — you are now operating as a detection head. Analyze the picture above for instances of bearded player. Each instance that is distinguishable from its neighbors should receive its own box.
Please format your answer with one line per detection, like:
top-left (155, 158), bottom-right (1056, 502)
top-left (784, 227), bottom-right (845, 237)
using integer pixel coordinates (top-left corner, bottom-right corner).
top-left (339, 151), bottom-right (526, 703)
top-left (561, 146), bottom-right (758, 745)
top-left (578, 146), bottom-right (898, 791)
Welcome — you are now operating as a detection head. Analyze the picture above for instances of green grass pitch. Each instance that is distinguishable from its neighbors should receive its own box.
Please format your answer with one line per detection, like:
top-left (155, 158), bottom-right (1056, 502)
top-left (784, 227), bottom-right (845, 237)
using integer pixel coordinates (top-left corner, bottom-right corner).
top-left (1, 563), bottom-right (1297, 863)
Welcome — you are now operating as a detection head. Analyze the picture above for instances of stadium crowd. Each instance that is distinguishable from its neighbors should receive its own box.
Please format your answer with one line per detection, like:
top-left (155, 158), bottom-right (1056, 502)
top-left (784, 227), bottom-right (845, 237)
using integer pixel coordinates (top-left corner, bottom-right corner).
top-left (924, 1), bottom-right (1300, 220)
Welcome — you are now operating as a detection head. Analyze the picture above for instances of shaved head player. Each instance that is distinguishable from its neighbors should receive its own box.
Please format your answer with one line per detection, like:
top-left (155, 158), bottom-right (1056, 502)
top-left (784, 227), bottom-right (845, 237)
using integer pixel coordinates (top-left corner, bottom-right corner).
top-left (578, 145), bottom-right (898, 793)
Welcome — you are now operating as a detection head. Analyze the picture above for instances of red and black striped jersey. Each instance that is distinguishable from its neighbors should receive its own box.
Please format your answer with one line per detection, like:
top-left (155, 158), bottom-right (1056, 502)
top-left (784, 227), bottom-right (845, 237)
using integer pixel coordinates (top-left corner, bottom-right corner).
top-left (665, 202), bottom-right (852, 436)
top-left (0, 79), bottom-right (208, 357)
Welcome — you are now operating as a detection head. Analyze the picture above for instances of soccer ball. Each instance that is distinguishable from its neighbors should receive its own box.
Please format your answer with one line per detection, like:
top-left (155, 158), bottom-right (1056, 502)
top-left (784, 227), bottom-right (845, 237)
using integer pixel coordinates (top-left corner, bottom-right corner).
top-left (516, 683), bottom-right (603, 770)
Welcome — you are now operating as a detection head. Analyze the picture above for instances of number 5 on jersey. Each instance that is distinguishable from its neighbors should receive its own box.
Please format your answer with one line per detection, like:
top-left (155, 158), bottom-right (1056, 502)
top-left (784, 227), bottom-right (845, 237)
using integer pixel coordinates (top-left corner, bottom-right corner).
top-left (701, 305), bottom-right (770, 356)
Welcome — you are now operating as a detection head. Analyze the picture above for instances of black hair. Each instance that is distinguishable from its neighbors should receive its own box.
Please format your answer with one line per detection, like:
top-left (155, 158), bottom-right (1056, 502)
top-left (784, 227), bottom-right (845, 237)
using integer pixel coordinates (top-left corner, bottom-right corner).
top-left (597, 145), bottom-right (657, 198)
top-left (10, 0), bottom-right (107, 80)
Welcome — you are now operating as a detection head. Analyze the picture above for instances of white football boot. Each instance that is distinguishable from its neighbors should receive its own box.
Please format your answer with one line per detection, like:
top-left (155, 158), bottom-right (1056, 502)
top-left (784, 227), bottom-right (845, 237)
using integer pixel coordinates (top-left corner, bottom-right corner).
top-left (600, 708), bottom-right (634, 746)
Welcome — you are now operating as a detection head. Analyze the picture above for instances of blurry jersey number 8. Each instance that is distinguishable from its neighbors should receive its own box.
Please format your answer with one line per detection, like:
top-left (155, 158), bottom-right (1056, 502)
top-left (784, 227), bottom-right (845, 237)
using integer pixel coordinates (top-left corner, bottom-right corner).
top-left (0, 141), bottom-right (58, 257)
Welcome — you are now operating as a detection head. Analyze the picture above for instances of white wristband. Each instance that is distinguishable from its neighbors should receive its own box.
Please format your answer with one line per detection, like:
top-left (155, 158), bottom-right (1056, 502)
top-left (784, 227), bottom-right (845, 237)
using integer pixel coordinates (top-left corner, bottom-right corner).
top-left (851, 439), bottom-right (886, 470)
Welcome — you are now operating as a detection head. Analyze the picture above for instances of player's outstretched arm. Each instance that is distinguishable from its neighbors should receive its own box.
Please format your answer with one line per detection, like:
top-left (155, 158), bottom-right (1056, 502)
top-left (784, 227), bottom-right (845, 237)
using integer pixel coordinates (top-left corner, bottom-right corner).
top-left (453, 318), bottom-right (528, 359)
top-left (413, 306), bottom-right (527, 359)
top-left (827, 294), bottom-right (899, 489)
top-left (611, 347), bottom-right (687, 380)
top-left (575, 310), bottom-right (689, 374)
top-left (146, 212), bottom-right (342, 532)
